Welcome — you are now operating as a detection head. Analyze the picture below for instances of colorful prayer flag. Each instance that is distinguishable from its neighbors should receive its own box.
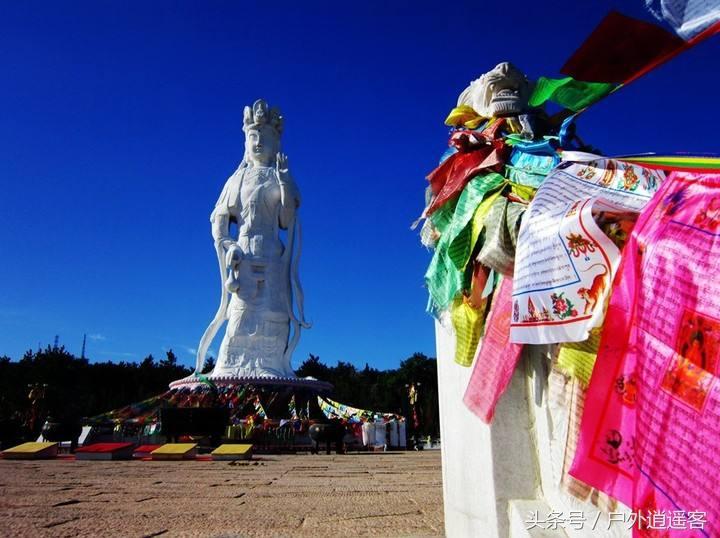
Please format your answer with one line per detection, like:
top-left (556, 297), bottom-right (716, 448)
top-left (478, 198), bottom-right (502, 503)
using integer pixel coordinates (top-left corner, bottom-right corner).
top-left (463, 279), bottom-right (524, 423)
top-left (529, 77), bottom-right (616, 111)
top-left (561, 11), bottom-right (685, 83)
top-left (645, 0), bottom-right (720, 39)
top-left (571, 171), bottom-right (720, 536)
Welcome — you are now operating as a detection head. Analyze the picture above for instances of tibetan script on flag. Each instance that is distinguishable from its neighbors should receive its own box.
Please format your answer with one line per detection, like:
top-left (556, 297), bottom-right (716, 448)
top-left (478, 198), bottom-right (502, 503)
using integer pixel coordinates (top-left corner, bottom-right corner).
top-left (510, 157), bottom-right (662, 344)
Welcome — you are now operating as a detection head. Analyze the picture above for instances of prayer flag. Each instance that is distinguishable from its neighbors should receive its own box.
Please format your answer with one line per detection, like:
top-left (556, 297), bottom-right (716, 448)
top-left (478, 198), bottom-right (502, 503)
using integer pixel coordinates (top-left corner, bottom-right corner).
top-left (571, 171), bottom-right (720, 537)
top-left (645, 0), bottom-right (720, 39)
top-left (450, 296), bottom-right (488, 367)
top-left (561, 11), bottom-right (685, 83)
top-left (425, 174), bottom-right (505, 312)
top-left (618, 154), bottom-right (720, 171)
top-left (426, 120), bottom-right (508, 215)
top-left (529, 77), bottom-right (616, 112)
top-left (556, 329), bottom-right (602, 387)
top-left (253, 397), bottom-right (266, 418)
top-left (444, 105), bottom-right (485, 129)
top-left (510, 157), bottom-right (662, 344)
top-left (463, 279), bottom-right (524, 423)
top-left (475, 197), bottom-right (525, 277)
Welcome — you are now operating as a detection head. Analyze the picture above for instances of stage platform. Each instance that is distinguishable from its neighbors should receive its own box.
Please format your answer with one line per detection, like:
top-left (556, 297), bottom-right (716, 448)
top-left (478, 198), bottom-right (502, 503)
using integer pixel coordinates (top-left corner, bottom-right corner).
top-left (75, 442), bottom-right (134, 461)
top-left (150, 443), bottom-right (197, 460)
top-left (211, 443), bottom-right (253, 460)
top-left (1, 442), bottom-right (58, 460)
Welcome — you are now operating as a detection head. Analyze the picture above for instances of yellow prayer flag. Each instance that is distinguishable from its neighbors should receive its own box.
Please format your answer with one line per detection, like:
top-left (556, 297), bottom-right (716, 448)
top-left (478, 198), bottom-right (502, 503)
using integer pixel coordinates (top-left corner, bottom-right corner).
top-left (556, 330), bottom-right (601, 386)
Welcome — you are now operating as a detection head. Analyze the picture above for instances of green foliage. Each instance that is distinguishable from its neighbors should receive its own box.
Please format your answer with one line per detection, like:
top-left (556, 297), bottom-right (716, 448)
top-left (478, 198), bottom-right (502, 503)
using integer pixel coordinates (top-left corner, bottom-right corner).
top-left (0, 347), bottom-right (192, 424)
top-left (0, 349), bottom-right (440, 437)
top-left (295, 352), bottom-right (440, 436)
top-left (201, 356), bottom-right (215, 374)
top-left (295, 353), bottom-right (330, 379)
top-left (160, 349), bottom-right (178, 367)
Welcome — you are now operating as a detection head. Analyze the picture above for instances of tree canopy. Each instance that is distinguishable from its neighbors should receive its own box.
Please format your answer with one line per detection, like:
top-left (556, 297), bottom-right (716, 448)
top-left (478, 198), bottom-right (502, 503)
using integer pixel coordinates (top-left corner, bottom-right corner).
top-left (0, 347), bottom-right (439, 439)
top-left (296, 352), bottom-right (439, 435)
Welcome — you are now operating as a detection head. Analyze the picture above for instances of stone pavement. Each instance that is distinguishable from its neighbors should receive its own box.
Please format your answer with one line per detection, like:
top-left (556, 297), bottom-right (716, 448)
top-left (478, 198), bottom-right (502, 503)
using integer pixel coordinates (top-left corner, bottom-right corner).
top-left (0, 450), bottom-right (444, 537)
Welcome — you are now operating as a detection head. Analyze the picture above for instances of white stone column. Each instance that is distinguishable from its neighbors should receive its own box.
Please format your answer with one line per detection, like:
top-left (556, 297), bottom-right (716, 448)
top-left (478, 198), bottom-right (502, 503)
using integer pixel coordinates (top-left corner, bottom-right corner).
top-left (436, 317), bottom-right (537, 537)
top-left (436, 317), bottom-right (631, 538)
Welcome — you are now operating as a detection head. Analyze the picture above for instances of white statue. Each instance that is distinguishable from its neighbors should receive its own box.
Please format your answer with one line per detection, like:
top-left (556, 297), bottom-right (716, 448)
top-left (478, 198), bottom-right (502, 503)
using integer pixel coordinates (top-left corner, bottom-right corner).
top-left (194, 99), bottom-right (309, 380)
top-left (457, 61), bottom-right (533, 118)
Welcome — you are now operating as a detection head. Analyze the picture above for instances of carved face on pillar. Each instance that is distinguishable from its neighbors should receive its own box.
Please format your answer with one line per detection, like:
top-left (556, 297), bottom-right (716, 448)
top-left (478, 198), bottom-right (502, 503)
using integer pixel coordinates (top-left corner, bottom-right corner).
top-left (458, 62), bottom-right (533, 118)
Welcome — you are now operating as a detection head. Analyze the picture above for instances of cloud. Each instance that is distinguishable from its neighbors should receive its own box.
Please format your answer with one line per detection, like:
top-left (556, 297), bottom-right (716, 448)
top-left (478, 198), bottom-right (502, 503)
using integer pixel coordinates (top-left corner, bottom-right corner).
top-left (180, 346), bottom-right (217, 358)
top-left (87, 333), bottom-right (107, 341)
top-left (99, 351), bottom-right (136, 359)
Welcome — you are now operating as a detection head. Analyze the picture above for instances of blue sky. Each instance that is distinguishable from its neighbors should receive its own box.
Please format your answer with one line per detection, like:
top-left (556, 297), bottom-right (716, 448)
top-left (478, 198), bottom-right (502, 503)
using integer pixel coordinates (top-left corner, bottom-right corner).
top-left (1, 2), bottom-right (719, 371)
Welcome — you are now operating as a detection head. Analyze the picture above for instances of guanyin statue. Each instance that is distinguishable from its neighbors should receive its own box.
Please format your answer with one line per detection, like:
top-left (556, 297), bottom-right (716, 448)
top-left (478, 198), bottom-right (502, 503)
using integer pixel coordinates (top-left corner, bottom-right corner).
top-left (186, 99), bottom-right (310, 382)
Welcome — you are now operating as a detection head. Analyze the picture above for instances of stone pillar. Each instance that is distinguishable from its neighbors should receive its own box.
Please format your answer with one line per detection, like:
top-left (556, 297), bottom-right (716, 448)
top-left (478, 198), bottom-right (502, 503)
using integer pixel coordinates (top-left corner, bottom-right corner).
top-left (436, 318), bottom-right (630, 538)
top-left (436, 317), bottom-right (537, 537)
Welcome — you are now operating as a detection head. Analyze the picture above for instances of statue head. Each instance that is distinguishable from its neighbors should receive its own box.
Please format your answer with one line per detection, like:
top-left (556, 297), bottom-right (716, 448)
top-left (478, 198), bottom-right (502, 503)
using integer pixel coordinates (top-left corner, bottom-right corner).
top-left (457, 62), bottom-right (533, 118)
top-left (242, 99), bottom-right (283, 166)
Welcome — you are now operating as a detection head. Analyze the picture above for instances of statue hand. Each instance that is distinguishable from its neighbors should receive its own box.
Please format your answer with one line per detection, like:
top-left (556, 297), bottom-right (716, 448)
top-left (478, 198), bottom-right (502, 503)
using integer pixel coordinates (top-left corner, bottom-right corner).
top-left (276, 152), bottom-right (289, 181)
top-left (225, 244), bottom-right (242, 268)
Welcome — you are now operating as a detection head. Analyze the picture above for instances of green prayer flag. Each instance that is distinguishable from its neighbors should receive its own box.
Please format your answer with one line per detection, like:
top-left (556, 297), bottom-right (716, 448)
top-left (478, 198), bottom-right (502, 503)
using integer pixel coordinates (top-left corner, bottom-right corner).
top-left (425, 173), bottom-right (506, 312)
top-left (529, 76), bottom-right (615, 112)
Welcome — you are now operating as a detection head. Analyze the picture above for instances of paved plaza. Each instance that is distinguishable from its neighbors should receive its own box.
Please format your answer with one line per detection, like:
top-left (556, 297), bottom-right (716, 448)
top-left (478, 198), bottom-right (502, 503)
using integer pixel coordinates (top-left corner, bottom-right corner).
top-left (0, 450), bottom-right (443, 537)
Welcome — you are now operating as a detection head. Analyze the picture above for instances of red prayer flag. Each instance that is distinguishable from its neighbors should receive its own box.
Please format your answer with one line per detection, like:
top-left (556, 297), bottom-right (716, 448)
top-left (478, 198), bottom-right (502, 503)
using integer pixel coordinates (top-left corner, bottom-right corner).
top-left (561, 11), bottom-right (685, 84)
top-left (426, 120), bottom-right (509, 216)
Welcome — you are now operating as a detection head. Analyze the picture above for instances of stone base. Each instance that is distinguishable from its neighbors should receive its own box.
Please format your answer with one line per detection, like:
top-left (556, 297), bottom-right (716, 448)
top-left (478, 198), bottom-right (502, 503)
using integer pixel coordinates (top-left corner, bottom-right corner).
top-left (169, 373), bottom-right (333, 392)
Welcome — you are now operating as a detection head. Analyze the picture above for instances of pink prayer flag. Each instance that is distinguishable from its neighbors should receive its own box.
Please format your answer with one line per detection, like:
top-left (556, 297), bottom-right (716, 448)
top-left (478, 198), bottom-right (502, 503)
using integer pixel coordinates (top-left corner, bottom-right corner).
top-left (571, 171), bottom-right (720, 537)
top-left (463, 278), bottom-right (524, 423)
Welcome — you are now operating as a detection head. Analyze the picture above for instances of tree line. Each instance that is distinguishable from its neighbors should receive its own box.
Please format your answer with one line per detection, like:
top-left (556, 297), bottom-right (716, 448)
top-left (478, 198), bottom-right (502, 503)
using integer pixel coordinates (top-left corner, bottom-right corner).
top-left (0, 346), bottom-right (439, 438)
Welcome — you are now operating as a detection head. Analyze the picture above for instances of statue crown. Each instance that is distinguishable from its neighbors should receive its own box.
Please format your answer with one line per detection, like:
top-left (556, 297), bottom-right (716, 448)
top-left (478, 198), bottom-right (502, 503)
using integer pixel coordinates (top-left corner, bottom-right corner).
top-left (243, 99), bottom-right (283, 136)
